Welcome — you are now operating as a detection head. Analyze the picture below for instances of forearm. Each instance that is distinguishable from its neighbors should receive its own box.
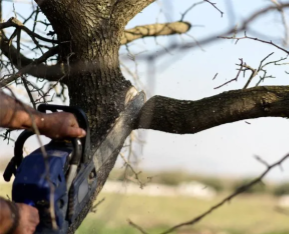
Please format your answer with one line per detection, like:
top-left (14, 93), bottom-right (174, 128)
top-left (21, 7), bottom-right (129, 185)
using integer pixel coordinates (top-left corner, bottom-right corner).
top-left (0, 90), bottom-right (43, 130)
top-left (0, 197), bottom-right (14, 234)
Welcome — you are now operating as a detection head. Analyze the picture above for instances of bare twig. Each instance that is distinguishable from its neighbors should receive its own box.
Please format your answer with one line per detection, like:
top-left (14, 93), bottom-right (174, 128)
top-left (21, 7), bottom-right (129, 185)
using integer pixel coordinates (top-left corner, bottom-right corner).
top-left (120, 152), bottom-right (145, 189)
top-left (0, 17), bottom-right (58, 43)
top-left (220, 33), bottom-right (289, 55)
top-left (204, 0), bottom-right (224, 17)
top-left (90, 198), bottom-right (105, 213)
top-left (0, 46), bottom-right (59, 87)
top-left (214, 58), bottom-right (243, 89)
top-left (157, 153), bottom-right (289, 234)
top-left (128, 219), bottom-right (148, 234)
top-left (180, 1), bottom-right (204, 22)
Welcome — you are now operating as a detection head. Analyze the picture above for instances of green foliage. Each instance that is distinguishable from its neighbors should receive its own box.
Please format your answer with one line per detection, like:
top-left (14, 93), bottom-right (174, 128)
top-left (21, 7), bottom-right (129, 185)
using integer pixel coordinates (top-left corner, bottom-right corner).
top-left (273, 182), bottom-right (289, 197)
top-left (232, 179), bottom-right (267, 194)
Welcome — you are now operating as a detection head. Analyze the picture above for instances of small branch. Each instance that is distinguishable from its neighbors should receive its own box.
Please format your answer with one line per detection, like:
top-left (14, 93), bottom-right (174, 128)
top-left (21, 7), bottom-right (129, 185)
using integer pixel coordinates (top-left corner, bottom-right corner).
top-left (220, 33), bottom-right (289, 55)
top-left (0, 46), bottom-right (61, 87)
top-left (180, 1), bottom-right (204, 22)
top-left (270, 0), bottom-right (289, 46)
top-left (214, 58), bottom-right (243, 89)
top-left (204, 0), bottom-right (224, 17)
top-left (135, 3), bottom-right (289, 61)
top-left (158, 153), bottom-right (289, 234)
top-left (0, 17), bottom-right (58, 43)
top-left (120, 153), bottom-right (145, 189)
top-left (128, 219), bottom-right (148, 234)
top-left (90, 198), bottom-right (105, 213)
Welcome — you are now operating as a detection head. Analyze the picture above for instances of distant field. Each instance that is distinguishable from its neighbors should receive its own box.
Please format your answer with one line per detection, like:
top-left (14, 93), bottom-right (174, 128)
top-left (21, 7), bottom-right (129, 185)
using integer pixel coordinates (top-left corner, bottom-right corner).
top-left (1, 183), bottom-right (288, 234)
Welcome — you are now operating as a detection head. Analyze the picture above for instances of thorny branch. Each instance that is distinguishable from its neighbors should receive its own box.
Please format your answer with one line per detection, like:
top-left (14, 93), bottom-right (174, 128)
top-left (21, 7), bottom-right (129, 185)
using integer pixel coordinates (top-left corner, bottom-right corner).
top-left (0, 46), bottom-right (60, 87)
top-left (220, 32), bottom-right (289, 55)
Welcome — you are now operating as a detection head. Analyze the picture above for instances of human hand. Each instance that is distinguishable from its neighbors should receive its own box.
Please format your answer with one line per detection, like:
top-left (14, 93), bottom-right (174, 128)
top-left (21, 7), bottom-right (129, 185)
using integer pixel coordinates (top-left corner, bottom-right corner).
top-left (37, 112), bottom-right (86, 139)
top-left (13, 204), bottom-right (39, 234)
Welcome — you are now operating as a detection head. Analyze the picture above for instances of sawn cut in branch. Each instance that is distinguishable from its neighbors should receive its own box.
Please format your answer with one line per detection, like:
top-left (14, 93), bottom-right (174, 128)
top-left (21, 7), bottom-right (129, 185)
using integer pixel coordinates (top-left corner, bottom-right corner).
top-left (135, 86), bottom-right (289, 133)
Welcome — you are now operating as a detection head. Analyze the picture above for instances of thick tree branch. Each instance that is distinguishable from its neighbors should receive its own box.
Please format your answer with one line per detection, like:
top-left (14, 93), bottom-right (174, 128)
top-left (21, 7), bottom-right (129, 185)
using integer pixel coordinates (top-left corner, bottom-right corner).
top-left (113, 0), bottom-right (156, 26)
top-left (121, 22), bottom-right (191, 45)
top-left (134, 86), bottom-right (289, 133)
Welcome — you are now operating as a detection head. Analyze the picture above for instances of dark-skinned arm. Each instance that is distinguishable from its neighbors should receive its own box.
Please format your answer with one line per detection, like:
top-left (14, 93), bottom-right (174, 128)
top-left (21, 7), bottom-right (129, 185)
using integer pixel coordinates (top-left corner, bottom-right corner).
top-left (0, 90), bottom-right (86, 138)
top-left (0, 197), bottom-right (13, 234)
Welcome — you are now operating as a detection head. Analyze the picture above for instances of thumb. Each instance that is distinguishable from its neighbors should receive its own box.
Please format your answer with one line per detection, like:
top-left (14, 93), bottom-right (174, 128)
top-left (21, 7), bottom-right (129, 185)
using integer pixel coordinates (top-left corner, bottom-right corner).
top-left (66, 127), bottom-right (86, 138)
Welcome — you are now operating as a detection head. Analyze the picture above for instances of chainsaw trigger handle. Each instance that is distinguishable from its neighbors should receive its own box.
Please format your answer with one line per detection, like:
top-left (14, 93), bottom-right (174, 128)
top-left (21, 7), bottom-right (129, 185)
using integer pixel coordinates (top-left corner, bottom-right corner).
top-left (37, 104), bottom-right (90, 163)
top-left (3, 157), bottom-right (16, 182)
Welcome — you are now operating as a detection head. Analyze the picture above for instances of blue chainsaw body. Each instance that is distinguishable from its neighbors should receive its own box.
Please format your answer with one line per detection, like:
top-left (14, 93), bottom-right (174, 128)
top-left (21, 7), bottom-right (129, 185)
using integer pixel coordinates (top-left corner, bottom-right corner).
top-left (4, 104), bottom-right (97, 234)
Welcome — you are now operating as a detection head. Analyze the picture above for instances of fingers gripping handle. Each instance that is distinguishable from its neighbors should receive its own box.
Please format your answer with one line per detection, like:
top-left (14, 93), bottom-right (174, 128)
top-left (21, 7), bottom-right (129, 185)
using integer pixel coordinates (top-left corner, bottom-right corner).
top-left (37, 104), bottom-right (90, 162)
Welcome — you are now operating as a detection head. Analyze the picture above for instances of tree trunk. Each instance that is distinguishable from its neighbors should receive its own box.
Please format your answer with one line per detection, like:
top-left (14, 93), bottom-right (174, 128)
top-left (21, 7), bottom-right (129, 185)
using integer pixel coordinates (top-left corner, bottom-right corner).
top-left (35, 0), bottom-right (132, 231)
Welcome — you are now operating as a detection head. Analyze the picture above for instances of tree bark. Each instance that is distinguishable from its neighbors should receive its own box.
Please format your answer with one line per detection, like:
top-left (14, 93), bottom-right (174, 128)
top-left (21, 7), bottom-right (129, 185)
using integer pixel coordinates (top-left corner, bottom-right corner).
top-left (134, 86), bottom-right (289, 134)
top-left (34, 0), bottom-right (133, 232)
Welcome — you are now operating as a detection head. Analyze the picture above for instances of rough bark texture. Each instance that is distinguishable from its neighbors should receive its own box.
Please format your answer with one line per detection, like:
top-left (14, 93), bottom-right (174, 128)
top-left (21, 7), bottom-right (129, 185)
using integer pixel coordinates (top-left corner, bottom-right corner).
top-left (34, 0), bottom-right (134, 232)
top-left (135, 86), bottom-right (289, 133)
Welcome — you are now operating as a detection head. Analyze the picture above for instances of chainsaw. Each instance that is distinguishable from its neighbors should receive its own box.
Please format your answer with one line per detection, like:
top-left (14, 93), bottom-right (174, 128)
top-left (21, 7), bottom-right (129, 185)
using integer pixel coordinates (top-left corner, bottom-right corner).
top-left (2, 90), bottom-right (145, 234)
top-left (3, 104), bottom-right (97, 234)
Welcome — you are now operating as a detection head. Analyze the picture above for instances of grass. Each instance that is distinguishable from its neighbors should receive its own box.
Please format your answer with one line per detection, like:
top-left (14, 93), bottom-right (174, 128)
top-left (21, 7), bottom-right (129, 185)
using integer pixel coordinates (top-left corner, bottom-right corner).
top-left (1, 183), bottom-right (289, 234)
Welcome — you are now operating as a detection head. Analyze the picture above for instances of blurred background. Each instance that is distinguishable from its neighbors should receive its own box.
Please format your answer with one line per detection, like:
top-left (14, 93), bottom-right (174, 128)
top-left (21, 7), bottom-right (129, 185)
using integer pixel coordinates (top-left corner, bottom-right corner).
top-left (1, 0), bottom-right (289, 233)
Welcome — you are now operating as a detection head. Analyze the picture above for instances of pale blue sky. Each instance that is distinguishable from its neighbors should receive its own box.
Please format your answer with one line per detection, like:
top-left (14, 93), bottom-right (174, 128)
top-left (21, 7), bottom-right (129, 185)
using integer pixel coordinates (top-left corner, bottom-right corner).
top-left (1, 0), bottom-right (289, 182)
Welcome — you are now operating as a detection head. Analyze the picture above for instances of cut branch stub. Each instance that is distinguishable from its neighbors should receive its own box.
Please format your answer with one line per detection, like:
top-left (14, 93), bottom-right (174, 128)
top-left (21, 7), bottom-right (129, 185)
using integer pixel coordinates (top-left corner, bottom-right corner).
top-left (134, 86), bottom-right (289, 134)
top-left (121, 22), bottom-right (191, 45)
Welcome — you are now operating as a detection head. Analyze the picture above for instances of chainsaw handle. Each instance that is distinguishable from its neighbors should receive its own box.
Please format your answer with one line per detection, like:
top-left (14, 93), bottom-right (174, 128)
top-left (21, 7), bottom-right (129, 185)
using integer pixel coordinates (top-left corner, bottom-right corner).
top-left (14, 130), bottom-right (35, 166)
top-left (37, 104), bottom-right (90, 162)
top-left (3, 130), bottom-right (34, 182)
top-left (37, 104), bottom-right (89, 133)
